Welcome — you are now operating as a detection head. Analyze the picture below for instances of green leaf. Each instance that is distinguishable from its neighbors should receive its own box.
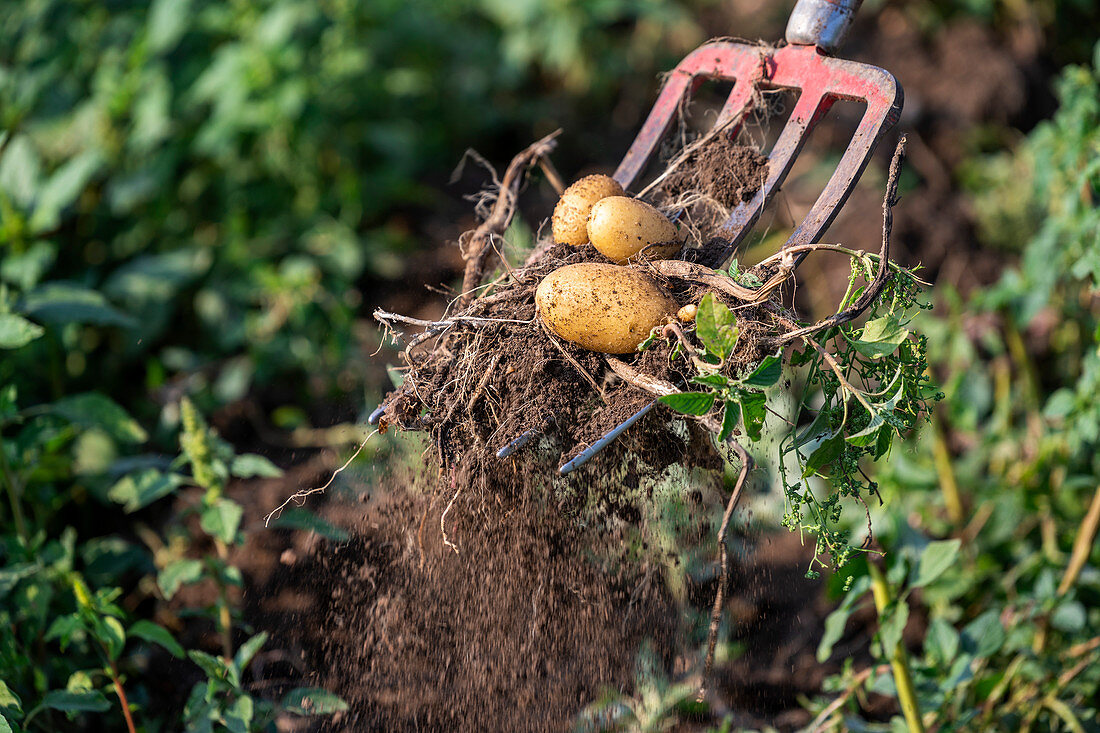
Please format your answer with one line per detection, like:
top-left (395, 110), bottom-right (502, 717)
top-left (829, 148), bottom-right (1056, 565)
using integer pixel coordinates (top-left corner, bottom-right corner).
top-left (45, 614), bottom-right (85, 648)
top-left (0, 134), bottom-right (42, 208)
top-left (0, 714), bottom-right (11, 733)
top-left (19, 283), bottom-right (137, 328)
top-left (845, 412), bottom-right (886, 448)
top-left (794, 407), bottom-right (833, 449)
top-left (94, 616), bottom-right (126, 661)
top-left (695, 293), bottom-right (739, 359)
top-left (659, 392), bottom-right (715, 416)
top-left (0, 679), bottom-right (23, 716)
top-left (48, 393), bottom-right (148, 444)
top-left (230, 453), bottom-right (283, 479)
top-left (0, 562), bottom-right (37, 597)
top-left (738, 391), bottom-right (767, 441)
top-left (270, 508), bottom-right (350, 542)
top-left (158, 558), bottom-right (203, 600)
top-left (129, 620), bottom-right (185, 658)
top-left (873, 425), bottom-right (894, 459)
top-left (690, 373), bottom-right (731, 389)
top-left (817, 575), bottom-right (868, 662)
top-left (853, 315), bottom-right (909, 358)
top-left (742, 353), bottom-right (781, 388)
top-left (878, 598), bottom-right (909, 654)
top-left (925, 617), bottom-right (959, 666)
top-left (1051, 601), bottom-right (1086, 632)
top-left (200, 499), bottom-right (243, 544)
top-left (107, 470), bottom-right (185, 512)
top-left (282, 687), bottom-right (349, 716)
top-left (0, 313), bottom-right (45, 349)
top-left (103, 250), bottom-right (209, 305)
top-left (33, 690), bottom-right (111, 715)
top-left (147, 0), bottom-right (193, 52)
top-left (913, 539), bottom-right (961, 588)
top-left (30, 151), bottom-right (103, 233)
top-left (818, 605), bottom-right (854, 663)
top-left (188, 650), bottom-right (232, 684)
top-left (234, 632), bottom-right (268, 673)
top-left (803, 435), bottom-right (844, 477)
top-left (224, 694), bottom-right (254, 733)
top-left (718, 400), bottom-right (740, 441)
top-left (960, 611), bottom-right (1005, 658)
top-left (1, 241), bottom-right (56, 290)
top-left (182, 681), bottom-right (216, 733)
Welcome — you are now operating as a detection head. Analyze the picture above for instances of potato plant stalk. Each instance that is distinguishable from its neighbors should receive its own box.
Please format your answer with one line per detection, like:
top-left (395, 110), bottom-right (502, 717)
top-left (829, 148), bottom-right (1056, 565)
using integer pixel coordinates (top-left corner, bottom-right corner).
top-left (868, 561), bottom-right (925, 733)
top-left (931, 416), bottom-right (964, 524)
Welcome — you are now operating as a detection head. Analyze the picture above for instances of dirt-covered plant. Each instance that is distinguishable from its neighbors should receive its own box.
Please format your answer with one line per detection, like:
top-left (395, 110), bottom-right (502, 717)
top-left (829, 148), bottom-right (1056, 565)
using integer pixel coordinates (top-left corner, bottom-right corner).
top-left (807, 42), bottom-right (1100, 732)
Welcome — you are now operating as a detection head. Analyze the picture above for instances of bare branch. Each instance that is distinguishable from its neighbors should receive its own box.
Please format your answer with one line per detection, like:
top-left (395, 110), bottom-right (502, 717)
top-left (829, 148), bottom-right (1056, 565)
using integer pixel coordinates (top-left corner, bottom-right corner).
top-left (459, 130), bottom-right (562, 307)
top-left (698, 424), bottom-right (753, 702)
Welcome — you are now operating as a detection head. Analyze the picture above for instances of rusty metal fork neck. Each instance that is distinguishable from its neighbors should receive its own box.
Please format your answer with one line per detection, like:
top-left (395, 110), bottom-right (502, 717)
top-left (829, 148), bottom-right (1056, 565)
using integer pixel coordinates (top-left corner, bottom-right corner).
top-left (785, 0), bottom-right (863, 55)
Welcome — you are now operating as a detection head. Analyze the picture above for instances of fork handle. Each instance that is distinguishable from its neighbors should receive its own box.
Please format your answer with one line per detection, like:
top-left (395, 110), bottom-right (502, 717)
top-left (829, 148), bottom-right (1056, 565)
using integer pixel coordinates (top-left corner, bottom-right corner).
top-left (785, 0), bottom-right (863, 55)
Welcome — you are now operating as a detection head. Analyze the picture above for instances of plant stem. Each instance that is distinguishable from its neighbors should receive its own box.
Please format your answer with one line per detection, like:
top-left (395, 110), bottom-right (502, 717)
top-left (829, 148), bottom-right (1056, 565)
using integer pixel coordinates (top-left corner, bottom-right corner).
top-left (1058, 485), bottom-right (1100, 595)
top-left (105, 658), bottom-right (138, 733)
top-left (0, 428), bottom-right (28, 544)
top-left (868, 560), bottom-right (925, 733)
top-left (213, 538), bottom-right (234, 659)
top-left (1035, 485), bottom-right (1100, 653)
top-left (930, 415), bottom-right (964, 524)
top-left (698, 438), bottom-right (752, 702)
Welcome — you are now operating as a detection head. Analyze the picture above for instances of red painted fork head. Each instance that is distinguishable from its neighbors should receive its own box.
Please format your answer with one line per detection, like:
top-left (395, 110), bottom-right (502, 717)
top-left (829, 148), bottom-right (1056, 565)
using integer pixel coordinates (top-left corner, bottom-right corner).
top-left (615, 41), bottom-right (903, 268)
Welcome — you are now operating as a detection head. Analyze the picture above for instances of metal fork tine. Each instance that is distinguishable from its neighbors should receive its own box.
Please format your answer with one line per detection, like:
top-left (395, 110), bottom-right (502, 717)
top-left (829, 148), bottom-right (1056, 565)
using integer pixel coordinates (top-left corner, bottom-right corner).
top-left (785, 98), bottom-right (900, 256)
top-left (368, 404), bottom-right (387, 425)
top-left (559, 400), bottom-right (658, 475)
top-left (697, 90), bottom-right (831, 267)
top-left (496, 429), bottom-right (538, 459)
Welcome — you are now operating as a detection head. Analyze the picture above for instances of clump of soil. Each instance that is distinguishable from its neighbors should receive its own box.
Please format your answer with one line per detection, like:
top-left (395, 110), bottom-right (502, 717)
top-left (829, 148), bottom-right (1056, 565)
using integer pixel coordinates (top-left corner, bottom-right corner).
top-left (266, 492), bottom-right (679, 732)
top-left (373, 239), bottom-right (763, 524)
top-left (660, 133), bottom-right (768, 210)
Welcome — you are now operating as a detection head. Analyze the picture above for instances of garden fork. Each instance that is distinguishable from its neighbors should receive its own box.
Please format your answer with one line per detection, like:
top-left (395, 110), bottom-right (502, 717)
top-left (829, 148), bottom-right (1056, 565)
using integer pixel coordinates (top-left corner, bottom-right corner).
top-left (554, 0), bottom-right (905, 473)
top-left (378, 0), bottom-right (904, 474)
top-left (617, 0), bottom-right (902, 269)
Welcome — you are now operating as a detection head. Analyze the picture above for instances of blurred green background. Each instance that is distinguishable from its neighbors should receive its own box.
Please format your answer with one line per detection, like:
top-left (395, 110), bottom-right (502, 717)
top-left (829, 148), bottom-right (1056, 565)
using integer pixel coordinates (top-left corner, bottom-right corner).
top-left (1, 0), bottom-right (1099, 730)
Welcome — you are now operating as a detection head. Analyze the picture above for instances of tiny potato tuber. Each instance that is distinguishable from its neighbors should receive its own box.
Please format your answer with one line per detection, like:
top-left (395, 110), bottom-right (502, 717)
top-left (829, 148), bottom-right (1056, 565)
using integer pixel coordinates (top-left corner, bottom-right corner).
top-left (536, 263), bottom-right (677, 354)
top-left (587, 196), bottom-right (683, 264)
top-left (551, 174), bottom-right (625, 247)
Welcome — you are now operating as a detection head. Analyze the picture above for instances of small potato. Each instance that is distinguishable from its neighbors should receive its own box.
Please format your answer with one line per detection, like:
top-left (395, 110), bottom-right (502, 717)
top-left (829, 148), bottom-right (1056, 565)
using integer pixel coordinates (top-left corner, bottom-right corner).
top-left (536, 263), bottom-right (677, 354)
top-left (677, 303), bottom-right (698, 322)
top-left (551, 174), bottom-right (624, 247)
top-left (587, 196), bottom-right (683, 264)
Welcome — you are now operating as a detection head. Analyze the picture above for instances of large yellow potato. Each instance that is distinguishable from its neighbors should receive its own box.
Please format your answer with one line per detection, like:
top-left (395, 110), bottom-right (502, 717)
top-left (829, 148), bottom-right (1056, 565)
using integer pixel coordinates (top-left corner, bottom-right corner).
top-left (587, 196), bottom-right (683, 264)
top-left (551, 174), bottom-right (624, 247)
top-left (535, 263), bottom-right (677, 354)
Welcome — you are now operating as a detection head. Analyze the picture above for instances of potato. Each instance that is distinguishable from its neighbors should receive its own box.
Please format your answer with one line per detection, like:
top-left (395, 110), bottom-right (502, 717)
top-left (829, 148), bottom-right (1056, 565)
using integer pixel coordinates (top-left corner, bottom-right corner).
top-left (587, 196), bottom-right (683, 264)
top-left (551, 174), bottom-right (624, 247)
top-left (535, 263), bottom-right (677, 354)
top-left (677, 303), bottom-right (698, 322)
